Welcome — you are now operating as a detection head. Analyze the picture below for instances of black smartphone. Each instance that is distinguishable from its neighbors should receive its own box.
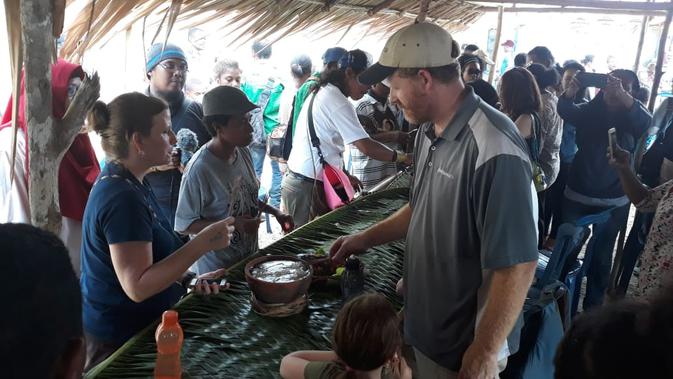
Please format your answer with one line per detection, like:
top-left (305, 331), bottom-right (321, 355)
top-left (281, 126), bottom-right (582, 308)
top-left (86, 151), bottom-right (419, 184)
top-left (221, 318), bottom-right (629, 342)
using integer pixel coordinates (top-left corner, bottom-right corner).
top-left (576, 72), bottom-right (608, 89)
top-left (188, 278), bottom-right (228, 289)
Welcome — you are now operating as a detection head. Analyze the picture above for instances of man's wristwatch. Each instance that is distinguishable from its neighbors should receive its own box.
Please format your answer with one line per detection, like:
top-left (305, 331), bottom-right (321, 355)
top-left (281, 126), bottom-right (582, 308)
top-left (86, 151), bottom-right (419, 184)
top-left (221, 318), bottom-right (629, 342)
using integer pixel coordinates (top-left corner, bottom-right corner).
top-left (393, 150), bottom-right (407, 163)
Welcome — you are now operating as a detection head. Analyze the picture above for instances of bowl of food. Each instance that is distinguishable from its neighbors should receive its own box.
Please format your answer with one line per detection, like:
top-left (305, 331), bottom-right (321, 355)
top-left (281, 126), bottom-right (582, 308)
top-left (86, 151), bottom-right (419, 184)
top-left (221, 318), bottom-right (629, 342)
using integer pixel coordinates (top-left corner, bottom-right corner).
top-left (245, 255), bottom-right (313, 304)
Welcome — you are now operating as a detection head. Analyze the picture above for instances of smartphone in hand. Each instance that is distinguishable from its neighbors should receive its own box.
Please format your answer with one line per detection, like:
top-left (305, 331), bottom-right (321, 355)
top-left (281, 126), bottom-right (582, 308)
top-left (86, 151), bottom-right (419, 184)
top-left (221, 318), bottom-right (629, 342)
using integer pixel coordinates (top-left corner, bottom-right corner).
top-left (608, 127), bottom-right (617, 158)
top-left (577, 72), bottom-right (608, 89)
top-left (188, 278), bottom-right (228, 289)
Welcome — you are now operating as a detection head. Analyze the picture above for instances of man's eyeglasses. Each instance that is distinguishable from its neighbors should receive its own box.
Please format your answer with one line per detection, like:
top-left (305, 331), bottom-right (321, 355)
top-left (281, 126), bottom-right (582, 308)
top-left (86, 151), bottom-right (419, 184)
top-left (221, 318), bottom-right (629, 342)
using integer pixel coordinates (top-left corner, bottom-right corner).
top-left (159, 61), bottom-right (189, 72)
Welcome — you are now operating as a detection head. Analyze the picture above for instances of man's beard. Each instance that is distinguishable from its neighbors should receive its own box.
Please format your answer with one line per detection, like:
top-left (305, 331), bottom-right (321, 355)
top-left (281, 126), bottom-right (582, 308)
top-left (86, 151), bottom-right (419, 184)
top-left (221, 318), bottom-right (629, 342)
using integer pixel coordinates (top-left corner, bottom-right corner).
top-left (154, 88), bottom-right (184, 106)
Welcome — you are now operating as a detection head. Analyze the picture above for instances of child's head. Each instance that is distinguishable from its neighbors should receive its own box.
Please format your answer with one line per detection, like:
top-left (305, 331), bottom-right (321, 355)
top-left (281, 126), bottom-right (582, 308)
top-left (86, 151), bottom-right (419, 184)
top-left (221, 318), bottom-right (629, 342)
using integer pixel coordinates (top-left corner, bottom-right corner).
top-left (332, 293), bottom-right (401, 371)
top-left (202, 86), bottom-right (258, 146)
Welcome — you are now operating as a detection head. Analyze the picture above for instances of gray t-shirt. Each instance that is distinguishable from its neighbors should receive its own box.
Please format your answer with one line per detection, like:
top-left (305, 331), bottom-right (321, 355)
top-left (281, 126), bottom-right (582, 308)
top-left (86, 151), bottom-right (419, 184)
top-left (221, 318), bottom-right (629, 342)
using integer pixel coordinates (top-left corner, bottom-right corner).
top-left (405, 88), bottom-right (539, 371)
top-left (175, 145), bottom-right (259, 275)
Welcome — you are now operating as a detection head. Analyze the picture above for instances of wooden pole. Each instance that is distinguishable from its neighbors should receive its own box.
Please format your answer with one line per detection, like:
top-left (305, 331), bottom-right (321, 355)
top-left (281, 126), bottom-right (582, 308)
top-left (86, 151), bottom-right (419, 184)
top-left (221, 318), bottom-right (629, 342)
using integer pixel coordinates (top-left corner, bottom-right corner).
top-left (416, 0), bottom-right (430, 22)
top-left (634, 15), bottom-right (650, 72)
top-left (469, 0), bottom-right (673, 12)
top-left (648, 6), bottom-right (673, 111)
top-left (20, 0), bottom-right (100, 232)
top-left (489, 6), bottom-right (504, 84)
top-left (479, 6), bottom-right (665, 17)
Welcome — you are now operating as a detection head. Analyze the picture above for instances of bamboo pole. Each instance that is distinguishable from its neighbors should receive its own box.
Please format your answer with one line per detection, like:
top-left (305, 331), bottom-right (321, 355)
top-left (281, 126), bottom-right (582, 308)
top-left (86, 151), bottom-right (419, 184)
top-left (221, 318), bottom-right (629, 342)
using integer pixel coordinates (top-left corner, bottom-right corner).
top-left (470, 0), bottom-right (673, 11)
top-left (489, 6), bottom-right (504, 84)
top-left (634, 15), bottom-right (650, 72)
top-left (648, 5), bottom-right (673, 112)
top-left (479, 6), bottom-right (665, 17)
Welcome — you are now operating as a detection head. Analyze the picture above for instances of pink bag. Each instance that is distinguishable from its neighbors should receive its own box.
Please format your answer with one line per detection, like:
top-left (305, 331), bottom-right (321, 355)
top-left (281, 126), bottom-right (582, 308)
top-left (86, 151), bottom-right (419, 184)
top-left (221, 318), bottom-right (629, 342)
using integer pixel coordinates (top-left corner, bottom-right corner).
top-left (322, 163), bottom-right (355, 210)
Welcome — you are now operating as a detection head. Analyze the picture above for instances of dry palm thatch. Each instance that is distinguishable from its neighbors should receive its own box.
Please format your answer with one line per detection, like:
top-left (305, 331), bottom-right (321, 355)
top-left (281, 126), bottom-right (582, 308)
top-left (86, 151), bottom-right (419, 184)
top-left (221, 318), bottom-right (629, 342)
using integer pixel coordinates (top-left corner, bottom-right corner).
top-left (60, 0), bottom-right (484, 62)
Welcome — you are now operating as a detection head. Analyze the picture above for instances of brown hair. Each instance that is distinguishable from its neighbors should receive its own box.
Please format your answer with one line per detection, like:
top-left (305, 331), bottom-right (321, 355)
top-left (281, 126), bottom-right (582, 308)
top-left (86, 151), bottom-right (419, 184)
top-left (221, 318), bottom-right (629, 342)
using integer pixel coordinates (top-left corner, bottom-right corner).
top-left (499, 67), bottom-right (543, 121)
top-left (332, 293), bottom-right (401, 376)
top-left (88, 92), bottom-right (167, 160)
top-left (396, 63), bottom-right (461, 84)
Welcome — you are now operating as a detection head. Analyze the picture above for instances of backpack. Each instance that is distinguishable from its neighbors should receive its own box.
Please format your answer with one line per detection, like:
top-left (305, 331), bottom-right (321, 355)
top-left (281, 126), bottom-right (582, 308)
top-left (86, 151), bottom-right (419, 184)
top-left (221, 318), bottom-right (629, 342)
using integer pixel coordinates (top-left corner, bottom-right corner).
top-left (249, 78), bottom-right (276, 149)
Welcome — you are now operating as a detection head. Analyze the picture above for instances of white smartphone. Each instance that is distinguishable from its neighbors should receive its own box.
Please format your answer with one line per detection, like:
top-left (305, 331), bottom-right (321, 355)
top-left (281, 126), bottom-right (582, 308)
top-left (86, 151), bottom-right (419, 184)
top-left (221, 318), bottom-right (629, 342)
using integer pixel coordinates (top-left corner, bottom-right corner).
top-left (608, 128), bottom-right (617, 158)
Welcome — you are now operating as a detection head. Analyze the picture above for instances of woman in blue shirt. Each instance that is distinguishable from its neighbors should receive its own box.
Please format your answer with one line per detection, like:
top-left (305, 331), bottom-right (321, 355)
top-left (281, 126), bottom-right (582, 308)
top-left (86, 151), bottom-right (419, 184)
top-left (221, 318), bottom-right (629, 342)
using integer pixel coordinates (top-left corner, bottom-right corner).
top-left (81, 92), bottom-right (235, 370)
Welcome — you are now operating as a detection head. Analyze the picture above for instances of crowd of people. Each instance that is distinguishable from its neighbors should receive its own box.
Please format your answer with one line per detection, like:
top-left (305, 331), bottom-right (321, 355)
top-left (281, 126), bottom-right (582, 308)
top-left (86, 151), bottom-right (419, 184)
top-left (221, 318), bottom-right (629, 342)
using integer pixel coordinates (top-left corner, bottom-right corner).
top-left (2, 19), bottom-right (673, 379)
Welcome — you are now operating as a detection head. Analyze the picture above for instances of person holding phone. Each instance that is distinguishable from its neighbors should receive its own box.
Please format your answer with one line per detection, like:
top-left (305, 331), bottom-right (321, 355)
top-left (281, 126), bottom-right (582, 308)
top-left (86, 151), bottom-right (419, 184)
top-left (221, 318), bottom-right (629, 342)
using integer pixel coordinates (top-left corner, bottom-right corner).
top-left (557, 69), bottom-right (651, 309)
top-left (609, 143), bottom-right (673, 300)
top-left (81, 93), bottom-right (236, 370)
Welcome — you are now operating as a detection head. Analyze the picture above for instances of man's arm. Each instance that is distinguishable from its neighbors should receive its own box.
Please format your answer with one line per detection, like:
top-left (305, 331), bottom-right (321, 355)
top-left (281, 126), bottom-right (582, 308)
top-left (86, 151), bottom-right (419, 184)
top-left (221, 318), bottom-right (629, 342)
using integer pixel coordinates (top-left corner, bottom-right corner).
top-left (461, 154), bottom-right (539, 378)
top-left (464, 262), bottom-right (536, 358)
top-left (330, 204), bottom-right (411, 264)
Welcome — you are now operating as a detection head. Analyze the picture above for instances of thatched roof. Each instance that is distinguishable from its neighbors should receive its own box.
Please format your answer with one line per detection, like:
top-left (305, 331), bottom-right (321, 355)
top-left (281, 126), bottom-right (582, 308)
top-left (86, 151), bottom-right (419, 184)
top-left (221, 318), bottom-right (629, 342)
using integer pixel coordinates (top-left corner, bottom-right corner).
top-left (60, 0), bottom-right (485, 62)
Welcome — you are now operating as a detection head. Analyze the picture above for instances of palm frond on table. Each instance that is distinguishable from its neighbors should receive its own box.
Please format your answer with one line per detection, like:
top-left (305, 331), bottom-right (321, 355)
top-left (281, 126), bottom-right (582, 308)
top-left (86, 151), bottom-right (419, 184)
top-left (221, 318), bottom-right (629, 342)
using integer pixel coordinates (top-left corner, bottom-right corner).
top-left (86, 181), bottom-right (410, 379)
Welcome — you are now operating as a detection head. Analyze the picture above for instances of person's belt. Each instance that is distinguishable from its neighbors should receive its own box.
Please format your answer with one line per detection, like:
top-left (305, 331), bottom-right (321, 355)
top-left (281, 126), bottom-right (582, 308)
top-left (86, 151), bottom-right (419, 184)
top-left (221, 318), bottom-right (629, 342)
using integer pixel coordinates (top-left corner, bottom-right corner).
top-left (288, 170), bottom-right (322, 183)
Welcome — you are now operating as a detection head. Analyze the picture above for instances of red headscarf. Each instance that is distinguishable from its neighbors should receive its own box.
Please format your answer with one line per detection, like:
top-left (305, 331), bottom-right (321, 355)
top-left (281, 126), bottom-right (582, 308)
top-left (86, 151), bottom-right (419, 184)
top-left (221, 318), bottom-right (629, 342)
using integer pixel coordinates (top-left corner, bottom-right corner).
top-left (0, 59), bottom-right (100, 221)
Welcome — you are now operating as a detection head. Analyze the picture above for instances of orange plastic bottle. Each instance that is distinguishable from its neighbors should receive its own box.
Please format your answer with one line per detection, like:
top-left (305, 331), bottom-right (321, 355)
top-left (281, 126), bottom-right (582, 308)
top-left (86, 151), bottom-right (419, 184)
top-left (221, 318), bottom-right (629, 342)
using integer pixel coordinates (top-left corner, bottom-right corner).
top-left (154, 310), bottom-right (184, 379)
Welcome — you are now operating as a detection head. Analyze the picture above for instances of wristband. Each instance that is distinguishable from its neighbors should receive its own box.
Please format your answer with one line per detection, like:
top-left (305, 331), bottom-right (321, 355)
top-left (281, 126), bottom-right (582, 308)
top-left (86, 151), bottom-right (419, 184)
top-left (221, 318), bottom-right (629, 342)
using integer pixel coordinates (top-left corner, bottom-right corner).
top-left (391, 150), bottom-right (397, 163)
top-left (394, 150), bottom-right (407, 163)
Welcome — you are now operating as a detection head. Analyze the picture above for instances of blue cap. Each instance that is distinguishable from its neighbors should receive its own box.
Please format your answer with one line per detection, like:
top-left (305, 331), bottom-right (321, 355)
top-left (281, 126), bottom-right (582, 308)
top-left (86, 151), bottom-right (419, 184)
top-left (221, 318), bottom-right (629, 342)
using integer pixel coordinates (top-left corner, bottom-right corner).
top-left (337, 49), bottom-right (372, 72)
top-left (146, 43), bottom-right (188, 73)
top-left (322, 47), bottom-right (347, 65)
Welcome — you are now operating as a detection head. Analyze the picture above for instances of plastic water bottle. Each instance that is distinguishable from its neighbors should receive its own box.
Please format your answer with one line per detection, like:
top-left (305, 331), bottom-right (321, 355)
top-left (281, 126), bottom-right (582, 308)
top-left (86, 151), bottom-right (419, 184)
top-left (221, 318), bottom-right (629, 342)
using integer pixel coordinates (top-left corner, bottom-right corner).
top-left (341, 255), bottom-right (365, 300)
top-left (154, 310), bottom-right (183, 379)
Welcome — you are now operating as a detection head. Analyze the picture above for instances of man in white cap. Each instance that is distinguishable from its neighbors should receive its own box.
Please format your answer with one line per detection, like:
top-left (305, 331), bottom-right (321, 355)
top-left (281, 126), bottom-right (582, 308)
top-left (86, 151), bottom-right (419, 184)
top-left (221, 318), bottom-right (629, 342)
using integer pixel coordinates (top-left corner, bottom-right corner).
top-left (331, 22), bottom-right (538, 378)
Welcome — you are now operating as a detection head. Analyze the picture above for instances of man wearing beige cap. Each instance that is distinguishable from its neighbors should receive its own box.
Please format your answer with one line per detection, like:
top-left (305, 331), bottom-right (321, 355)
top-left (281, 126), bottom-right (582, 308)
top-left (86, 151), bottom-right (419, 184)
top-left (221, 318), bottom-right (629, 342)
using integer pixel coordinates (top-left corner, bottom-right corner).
top-left (331, 22), bottom-right (538, 378)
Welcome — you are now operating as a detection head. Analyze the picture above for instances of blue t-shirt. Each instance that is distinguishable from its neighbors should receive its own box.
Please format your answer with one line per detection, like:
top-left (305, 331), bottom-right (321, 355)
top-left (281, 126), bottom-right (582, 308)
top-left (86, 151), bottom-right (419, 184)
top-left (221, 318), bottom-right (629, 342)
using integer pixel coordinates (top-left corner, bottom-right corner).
top-left (81, 161), bottom-right (185, 343)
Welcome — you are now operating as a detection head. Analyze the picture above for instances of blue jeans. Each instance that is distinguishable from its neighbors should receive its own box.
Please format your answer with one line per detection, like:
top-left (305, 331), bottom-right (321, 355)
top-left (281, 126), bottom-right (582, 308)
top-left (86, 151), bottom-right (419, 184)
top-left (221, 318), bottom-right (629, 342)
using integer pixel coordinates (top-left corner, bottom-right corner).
top-left (616, 210), bottom-right (654, 294)
top-left (250, 145), bottom-right (282, 208)
top-left (562, 197), bottom-right (629, 310)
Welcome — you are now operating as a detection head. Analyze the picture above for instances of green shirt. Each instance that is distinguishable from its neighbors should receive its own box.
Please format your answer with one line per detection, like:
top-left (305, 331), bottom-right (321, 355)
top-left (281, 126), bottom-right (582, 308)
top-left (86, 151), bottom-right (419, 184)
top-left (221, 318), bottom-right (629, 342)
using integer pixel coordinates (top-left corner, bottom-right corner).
top-left (241, 81), bottom-right (284, 135)
top-left (292, 72), bottom-right (321, 133)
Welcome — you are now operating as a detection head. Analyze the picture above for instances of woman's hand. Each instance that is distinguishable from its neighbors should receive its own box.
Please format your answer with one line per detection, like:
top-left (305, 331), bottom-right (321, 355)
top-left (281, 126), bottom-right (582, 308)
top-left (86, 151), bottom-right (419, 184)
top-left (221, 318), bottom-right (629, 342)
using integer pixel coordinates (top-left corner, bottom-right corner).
top-left (197, 217), bottom-right (235, 252)
top-left (607, 143), bottom-right (631, 172)
top-left (275, 213), bottom-right (295, 233)
top-left (192, 268), bottom-right (229, 295)
top-left (234, 215), bottom-right (263, 234)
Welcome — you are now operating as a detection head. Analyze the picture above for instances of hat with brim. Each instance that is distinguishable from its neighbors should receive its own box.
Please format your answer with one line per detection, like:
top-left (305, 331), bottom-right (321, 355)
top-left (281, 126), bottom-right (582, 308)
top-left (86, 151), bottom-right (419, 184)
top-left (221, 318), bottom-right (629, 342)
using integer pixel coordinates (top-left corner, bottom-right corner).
top-left (202, 85), bottom-right (258, 117)
top-left (358, 22), bottom-right (459, 86)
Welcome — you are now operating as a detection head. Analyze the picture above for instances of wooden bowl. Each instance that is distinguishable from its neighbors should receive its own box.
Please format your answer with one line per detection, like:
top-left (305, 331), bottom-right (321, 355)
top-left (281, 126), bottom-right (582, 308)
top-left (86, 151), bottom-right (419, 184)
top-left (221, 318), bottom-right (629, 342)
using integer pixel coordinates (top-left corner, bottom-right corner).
top-left (245, 255), bottom-right (313, 304)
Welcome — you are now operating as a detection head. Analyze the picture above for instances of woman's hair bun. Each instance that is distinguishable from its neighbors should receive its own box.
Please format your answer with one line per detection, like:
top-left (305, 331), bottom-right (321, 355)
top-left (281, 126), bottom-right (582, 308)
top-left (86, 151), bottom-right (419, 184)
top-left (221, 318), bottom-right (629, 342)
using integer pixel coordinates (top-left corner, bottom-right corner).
top-left (87, 100), bottom-right (110, 134)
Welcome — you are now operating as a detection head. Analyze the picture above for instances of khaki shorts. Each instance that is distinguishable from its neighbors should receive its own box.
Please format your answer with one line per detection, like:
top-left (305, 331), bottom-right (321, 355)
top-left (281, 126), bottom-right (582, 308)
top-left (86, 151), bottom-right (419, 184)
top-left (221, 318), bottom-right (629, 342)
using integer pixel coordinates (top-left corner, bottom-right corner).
top-left (281, 173), bottom-right (329, 227)
top-left (413, 348), bottom-right (508, 379)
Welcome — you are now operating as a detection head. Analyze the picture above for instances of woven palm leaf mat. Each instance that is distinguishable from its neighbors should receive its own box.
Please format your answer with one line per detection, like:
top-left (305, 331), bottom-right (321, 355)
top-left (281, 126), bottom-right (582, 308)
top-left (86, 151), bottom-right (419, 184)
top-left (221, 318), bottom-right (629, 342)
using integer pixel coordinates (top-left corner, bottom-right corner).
top-left (86, 188), bottom-right (409, 378)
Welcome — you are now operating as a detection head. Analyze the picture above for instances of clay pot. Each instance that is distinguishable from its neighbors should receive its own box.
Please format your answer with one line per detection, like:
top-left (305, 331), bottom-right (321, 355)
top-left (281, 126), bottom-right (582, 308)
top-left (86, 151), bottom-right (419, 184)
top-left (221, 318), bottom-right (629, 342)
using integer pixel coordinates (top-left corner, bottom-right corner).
top-left (245, 255), bottom-right (313, 304)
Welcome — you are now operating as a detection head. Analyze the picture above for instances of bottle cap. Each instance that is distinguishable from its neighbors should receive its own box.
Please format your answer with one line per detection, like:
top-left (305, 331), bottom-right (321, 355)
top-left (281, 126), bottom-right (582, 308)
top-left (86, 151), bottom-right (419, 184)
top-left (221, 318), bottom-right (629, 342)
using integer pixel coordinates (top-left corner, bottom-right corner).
top-left (344, 255), bottom-right (362, 270)
top-left (162, 310), bottom-right (179, 324)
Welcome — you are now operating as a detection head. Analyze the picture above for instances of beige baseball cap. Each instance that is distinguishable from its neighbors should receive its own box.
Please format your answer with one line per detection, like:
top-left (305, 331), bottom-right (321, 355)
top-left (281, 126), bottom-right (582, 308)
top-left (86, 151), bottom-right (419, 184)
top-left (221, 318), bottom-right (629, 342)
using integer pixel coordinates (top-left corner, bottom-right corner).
top-left (359, 22), bottom-right (460, 85)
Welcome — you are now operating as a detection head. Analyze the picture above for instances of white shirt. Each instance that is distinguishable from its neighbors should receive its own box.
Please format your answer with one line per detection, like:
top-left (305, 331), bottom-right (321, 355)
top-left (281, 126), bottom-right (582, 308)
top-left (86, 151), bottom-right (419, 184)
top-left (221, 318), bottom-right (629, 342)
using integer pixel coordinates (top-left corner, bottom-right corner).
top-left (287, 83), bottom-right (369, 179)
top-left (0, 127), bottom-right (30, 224)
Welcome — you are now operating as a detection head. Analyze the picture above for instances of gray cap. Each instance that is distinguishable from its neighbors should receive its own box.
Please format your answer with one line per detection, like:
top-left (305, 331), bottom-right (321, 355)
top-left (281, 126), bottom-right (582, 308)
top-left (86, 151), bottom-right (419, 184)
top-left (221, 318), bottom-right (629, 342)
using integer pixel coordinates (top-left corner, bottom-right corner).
top-left (202, 85), bottom-right (258, 117)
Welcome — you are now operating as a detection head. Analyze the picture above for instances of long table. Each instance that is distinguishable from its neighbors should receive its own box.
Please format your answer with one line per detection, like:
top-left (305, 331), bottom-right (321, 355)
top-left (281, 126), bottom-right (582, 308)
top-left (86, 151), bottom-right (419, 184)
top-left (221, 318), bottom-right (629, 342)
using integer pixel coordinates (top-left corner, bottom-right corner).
top-left (86, 175), bottom-right (410, 379)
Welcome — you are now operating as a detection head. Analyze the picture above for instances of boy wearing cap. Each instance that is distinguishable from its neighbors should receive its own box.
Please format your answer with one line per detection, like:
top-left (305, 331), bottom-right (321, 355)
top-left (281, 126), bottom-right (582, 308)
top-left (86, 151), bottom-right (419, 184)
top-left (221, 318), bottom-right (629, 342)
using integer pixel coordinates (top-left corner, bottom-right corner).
top-left (290, 47), bottom-right (348, 134)
top-left (144, 42), bottom-right (210, 229)
top-left (175, 86), bottom-right (294, 274)
top-left (330, 23), bottom-right (538, 378)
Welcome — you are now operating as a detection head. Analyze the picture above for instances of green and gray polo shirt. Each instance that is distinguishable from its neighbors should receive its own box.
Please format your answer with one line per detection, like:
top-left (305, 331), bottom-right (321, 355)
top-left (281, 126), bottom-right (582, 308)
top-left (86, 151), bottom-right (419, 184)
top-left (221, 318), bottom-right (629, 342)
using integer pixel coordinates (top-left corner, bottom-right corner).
top-left (404, 87), bottom-right (539, 371)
